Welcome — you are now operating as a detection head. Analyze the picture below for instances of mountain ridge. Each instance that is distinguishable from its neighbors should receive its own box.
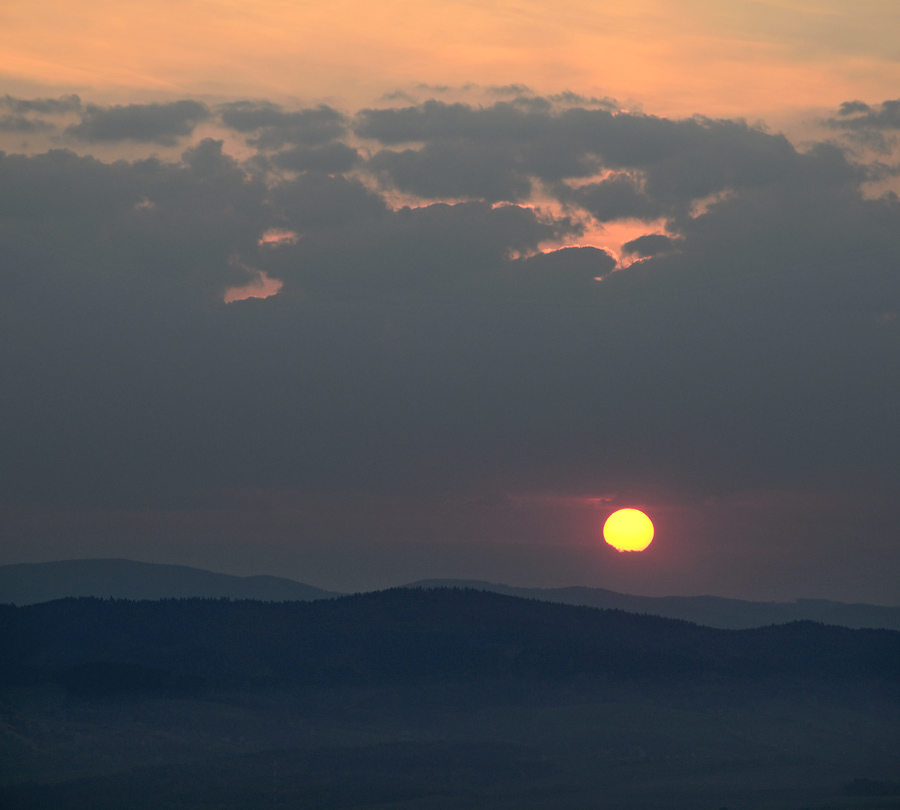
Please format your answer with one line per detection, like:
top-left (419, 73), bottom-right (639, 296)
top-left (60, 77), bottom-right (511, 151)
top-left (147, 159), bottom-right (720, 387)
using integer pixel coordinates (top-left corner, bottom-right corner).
top-left (0, 558), bottom-right (339, 605)
top-left (5, 588), bottom-right (899, 693)
top-left (406, 578), bottom-right (900, 630)
top-left (3, 559), bottom-right (899, 630)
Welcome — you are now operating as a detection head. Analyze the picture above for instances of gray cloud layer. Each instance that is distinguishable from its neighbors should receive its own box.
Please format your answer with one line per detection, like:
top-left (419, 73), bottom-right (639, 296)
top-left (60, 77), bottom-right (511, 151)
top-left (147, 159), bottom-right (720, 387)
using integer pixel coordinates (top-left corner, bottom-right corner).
top-left (356, 101), bottom-right (821, 216)
top-left (829, 98), bottom-right (900, 130)
top-left (2, 96), bottom-right (899, 516)
top-left (0, 94), bottom-right (82, 137)
top-left (219, 101), bottom-right (347, 149)
top-left (0, 115), bottom-right (56, 134)
top-left (66, 100), bottom-right (211, 145)
top-left (0, 94), bottom-right (82, 115)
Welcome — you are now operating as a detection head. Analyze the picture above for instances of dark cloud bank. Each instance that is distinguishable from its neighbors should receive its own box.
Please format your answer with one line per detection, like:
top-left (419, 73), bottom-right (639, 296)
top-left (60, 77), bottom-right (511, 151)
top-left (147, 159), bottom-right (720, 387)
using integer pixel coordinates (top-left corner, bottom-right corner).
top-left (2, 95), bottom-right (899, 598)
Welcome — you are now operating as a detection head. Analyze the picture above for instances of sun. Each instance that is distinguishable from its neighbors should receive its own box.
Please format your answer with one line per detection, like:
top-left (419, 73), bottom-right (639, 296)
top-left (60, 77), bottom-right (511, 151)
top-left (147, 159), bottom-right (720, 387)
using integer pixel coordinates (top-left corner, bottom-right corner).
top-left (603, 508), bottom-right (654, 552)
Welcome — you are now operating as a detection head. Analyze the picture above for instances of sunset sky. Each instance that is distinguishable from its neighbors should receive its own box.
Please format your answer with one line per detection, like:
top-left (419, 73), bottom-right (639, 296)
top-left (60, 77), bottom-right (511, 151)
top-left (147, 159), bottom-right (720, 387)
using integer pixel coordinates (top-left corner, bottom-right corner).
top-left (2, 0), bottom-right (899, 602)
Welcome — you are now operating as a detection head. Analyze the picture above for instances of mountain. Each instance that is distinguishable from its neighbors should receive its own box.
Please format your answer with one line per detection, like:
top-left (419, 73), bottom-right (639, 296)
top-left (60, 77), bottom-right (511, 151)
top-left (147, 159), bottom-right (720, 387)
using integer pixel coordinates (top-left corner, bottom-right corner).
top-left (406, 579), bottom-right (900, 630)
top-left (0, 559), bottom-right (339, 605)
top-left (4, 560), bottom-right (898, 632)
top-left (4, 588), bottom-right (899, 692)
top-left (2, 589), bottom-right (899, 810)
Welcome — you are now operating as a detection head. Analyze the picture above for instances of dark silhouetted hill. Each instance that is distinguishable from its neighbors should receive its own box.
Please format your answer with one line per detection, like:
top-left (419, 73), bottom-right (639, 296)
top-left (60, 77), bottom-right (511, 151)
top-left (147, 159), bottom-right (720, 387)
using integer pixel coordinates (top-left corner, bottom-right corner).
top-left (5, 560), bottom-right (899, 632)
top-left (2, 588), bottom-right (898, 694)
top-left (2, 588), bottom-right (899, 810)
top-left (0, 559), bottom-right (339, 605)
top-left (407, 579), bottom-right (900, 630)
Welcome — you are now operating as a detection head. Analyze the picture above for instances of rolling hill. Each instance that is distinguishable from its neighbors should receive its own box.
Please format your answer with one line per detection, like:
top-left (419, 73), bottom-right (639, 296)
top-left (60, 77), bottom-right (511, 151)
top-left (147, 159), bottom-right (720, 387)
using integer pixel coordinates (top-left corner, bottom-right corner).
top-left (409, 578), bottom-right (900, 630)
top-left (3, 559), bottom-right (899, 631)
top-left (2, 589), bottom-right (899, 810)
top-left (0, 559), bottom-right (338, 605)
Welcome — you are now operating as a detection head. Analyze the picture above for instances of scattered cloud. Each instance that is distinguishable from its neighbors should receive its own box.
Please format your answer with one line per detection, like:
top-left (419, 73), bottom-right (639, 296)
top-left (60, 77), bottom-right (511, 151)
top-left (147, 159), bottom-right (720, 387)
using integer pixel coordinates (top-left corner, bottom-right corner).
top-left (224, 269), bottom-right (283, 302)
top-left (219, 102), bottom-right (347, 149)
top-left (621, 233), bottom-right (676, 258)
top-left (0, 94), bottom-right (82, 114)
top-left (827, 98), bottom-right (900, 130)
top-left (0, 94), bottom-right (81, 137)
top-left (0, 115), bottom-right (56, 134)
top-left (270, 142), bottom-right (361, 173)
top-left (66, 100), bottom-right (210, 145)
top-left (557, 172), bottom-right (664, 222)
top-left (355, 101), bottom-right (818, 213)
top-left (487, 84), bottom-right (533, 96)
top-left (367, 142), bottom-right (533, 203)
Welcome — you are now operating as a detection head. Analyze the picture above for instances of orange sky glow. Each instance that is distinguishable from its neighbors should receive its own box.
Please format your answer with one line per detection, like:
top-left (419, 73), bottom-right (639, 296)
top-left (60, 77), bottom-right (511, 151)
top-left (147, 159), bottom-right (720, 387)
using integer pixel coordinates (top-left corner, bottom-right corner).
top-left (2, 0), bottom-right (899, 125)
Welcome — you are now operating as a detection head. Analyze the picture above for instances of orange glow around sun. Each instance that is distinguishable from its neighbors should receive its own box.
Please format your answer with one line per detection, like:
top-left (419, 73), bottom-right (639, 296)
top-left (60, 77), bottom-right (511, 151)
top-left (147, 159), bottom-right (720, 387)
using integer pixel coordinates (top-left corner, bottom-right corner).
top-left (603, 508), bottom-right (654, 552)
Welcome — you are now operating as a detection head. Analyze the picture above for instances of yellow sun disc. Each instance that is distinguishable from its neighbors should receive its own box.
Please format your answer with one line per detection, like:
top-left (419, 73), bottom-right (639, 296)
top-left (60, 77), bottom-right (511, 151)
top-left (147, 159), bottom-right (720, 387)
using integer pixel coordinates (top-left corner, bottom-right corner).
top-left (603, 508), bottom-right (654, 552)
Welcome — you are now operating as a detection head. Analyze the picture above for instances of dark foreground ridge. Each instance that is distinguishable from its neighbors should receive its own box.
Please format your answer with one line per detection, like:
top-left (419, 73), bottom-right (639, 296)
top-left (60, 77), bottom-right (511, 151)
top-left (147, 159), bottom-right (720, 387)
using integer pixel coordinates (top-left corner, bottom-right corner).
top-left (3, 587), bottom-right (899, 692)
top-left (1, 588), bottom-right (899, 810)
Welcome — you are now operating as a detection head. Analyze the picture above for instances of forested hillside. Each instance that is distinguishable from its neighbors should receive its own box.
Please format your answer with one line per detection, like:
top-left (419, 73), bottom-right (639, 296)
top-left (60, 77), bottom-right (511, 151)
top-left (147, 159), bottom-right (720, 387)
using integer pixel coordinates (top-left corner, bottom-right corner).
top-left (3, 588), bottom-right (900, 693)
top-left (2, 589), bottom-right (898, 809)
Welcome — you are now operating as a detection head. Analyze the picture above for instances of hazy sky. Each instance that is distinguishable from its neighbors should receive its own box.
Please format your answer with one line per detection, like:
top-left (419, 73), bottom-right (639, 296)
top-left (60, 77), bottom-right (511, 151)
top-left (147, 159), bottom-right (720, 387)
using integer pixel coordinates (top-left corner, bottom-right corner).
top-left (2, 0), bottom-right (900, 602)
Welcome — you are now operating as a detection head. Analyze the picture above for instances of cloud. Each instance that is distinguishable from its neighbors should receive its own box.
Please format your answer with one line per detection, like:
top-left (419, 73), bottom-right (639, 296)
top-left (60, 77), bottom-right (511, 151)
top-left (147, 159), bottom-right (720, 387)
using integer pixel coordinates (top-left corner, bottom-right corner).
top-left (367, 141), bottom-right (533, 202)
top-left (827, 98), bottom-right (900, 130)
top-left (263, 197), bottom-right (580, 295)
top-left (1, 93), bottom-right (899, 517)
top-left (270, 142), bottom-right (361, 173)
top-left (0, 139), bottom-right (268, 300)
top-left (66, 100), bottom-right (210, 145)
top-left (621, 233), bottom-right (676, 257)
top-left (547, 91), bottom-right (620, 110)
top-left (0, 115), bottom-right (56, 134)
top-left (487, 84), bottom-right (533, 96)
top-left (355, 99), bottom-right (536, 145)
top-left (836, 100), bottom-right (872, 117)
top-left (266, 170), bottom-right (389, 231)
top-left (0, 94), bottom-right (82, 114)
top-left (219, 102), bottom-right (347, 149)
top-left (0, 94), bottom-right (79, 136)
top-left (503, 246), bottom-right (617, 294)
top-left (356, 101), bottom-right (813, 215)
top-left (557, 172), bottom-right (663, 222)
top-left (381, 90), bottom-right (419, 103)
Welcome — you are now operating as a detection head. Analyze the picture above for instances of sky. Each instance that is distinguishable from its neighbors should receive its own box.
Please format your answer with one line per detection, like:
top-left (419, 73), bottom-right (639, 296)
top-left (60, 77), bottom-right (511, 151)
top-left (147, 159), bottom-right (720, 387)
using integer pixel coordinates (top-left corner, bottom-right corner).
top-left (1, 0), bottom-right (900, 602)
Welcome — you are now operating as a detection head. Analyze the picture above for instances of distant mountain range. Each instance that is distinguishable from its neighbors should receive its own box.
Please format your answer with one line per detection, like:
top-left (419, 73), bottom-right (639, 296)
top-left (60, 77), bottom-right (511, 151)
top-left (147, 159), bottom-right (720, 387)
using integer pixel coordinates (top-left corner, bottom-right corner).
top-left (0, 559), bottom-right (339, 605)
top-left (409, 579), bottom-right (900, 631)
top-left (2, 559), bottom-right (899, 631)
